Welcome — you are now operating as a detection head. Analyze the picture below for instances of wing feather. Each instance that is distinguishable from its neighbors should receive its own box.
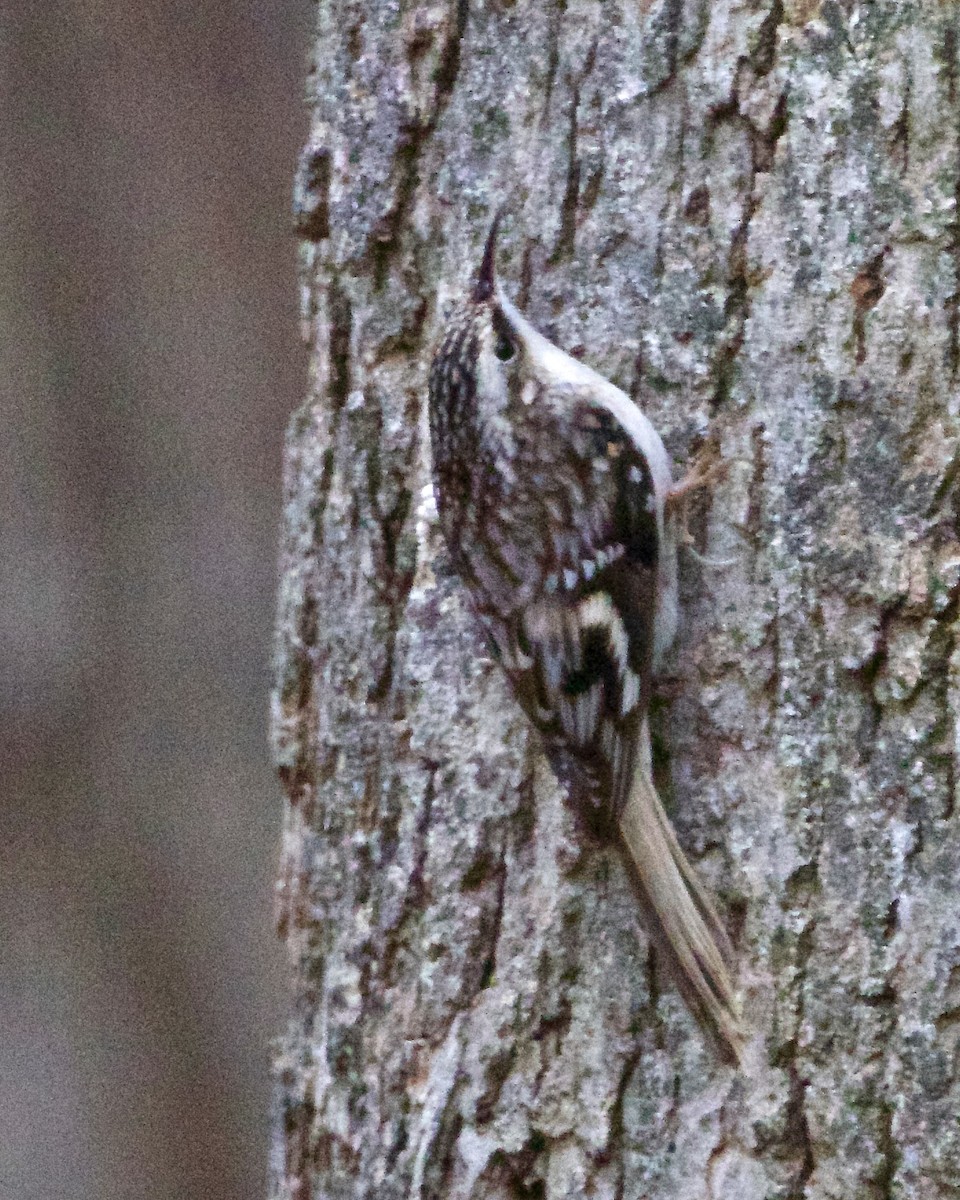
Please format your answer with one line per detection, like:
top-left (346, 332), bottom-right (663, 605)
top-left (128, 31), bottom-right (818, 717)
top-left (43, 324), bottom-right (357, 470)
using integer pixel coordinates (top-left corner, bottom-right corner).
top-left (493, 401), bottom-right (660, 828)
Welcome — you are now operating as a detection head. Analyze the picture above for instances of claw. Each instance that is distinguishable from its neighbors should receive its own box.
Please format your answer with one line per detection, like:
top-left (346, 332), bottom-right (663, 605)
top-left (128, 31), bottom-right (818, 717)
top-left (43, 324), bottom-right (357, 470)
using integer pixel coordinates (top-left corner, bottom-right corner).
top-left (666, 443), bottom-right (728, 513)
top-left (667, 445), bottom-right (736, 569)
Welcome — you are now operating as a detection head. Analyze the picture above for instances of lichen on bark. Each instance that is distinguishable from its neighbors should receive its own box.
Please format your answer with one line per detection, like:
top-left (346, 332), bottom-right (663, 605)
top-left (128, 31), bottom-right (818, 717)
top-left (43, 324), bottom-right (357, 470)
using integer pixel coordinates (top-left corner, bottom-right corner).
top-left (271, 3), bottom-right (960, 1197)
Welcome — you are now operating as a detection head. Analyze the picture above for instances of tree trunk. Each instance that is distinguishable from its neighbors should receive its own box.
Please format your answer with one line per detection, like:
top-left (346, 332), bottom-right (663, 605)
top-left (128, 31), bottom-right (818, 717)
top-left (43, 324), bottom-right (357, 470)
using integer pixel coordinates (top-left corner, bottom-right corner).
top-left (270, 3), bottom-right (960, 1196)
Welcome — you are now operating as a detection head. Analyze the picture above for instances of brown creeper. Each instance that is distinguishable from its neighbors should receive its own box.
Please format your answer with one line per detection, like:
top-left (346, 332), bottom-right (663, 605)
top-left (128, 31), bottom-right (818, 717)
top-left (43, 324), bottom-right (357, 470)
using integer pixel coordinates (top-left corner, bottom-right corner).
top-left (427, 214), bottom-right (744, 1065)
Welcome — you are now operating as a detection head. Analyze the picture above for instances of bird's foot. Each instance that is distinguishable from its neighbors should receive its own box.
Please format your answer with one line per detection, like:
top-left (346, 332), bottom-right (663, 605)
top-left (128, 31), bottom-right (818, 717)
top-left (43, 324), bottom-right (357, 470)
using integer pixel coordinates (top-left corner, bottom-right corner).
top-left (667, 446), bottom-right (736, 567)
top-left (666, 443), bottom-right (727, 519)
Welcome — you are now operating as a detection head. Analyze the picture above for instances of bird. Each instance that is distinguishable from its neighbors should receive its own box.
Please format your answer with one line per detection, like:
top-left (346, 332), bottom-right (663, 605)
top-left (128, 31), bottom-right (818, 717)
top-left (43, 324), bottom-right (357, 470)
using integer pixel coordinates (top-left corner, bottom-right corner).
top-left (427, 211), bottom-right (744, 1065)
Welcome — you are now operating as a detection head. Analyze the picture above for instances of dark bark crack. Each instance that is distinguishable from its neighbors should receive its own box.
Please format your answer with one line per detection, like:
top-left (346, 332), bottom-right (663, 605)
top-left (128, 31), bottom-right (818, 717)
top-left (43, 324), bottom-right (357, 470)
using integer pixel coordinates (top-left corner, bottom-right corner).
top-left (381, 764), bottom-right (438, 991)
top-left (606, 1043), bottom-right (645, 1198)
top-left (941, 18), bottom-right (960, 377)
top-left (294, 144), bottom-right (331, 242)
top-left (539, 1), bottom-right (565, 123)
top-left (549, 81), bottom-right (581, 265)
top-left (276, 590), bottom-right (320, 798)
top-left (890, 73), bottom-right (910, 178)
top-left (476, 835), bottom-right (509, 992)
top-left (549, 42), bottom-right (597, 265)
top-left (850, 247), bottom-right (888, 367)
top-left (360, 387), bottom-right (419, 705)
top-left (751, 0), bottom-right (784, 78)
top-left (706, 82), bottom-right (790, 413)
top-left (370, 0), bottom-right (470, 285)
top-left (328, 280), bottom-right (353, 415)
top-left (782, 1065), bottom-right (815, 1200)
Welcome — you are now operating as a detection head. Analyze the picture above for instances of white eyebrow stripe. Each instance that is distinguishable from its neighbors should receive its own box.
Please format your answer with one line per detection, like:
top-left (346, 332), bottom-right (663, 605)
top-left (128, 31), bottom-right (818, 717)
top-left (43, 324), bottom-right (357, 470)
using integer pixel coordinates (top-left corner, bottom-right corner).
top-left (496, 289), bottom-right (674, 499)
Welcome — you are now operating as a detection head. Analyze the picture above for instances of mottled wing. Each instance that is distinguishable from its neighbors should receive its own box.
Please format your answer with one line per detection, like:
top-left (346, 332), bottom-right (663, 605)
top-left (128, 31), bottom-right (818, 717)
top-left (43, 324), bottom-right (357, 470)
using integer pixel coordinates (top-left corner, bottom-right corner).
top-left (498, 399), bottom-right (660, 829)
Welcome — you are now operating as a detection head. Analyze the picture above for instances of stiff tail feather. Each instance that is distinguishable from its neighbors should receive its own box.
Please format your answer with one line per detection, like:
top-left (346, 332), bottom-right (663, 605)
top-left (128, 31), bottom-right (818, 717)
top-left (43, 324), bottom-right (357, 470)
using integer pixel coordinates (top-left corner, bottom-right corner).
top-left (617, 767), bottom-right (744, 1065)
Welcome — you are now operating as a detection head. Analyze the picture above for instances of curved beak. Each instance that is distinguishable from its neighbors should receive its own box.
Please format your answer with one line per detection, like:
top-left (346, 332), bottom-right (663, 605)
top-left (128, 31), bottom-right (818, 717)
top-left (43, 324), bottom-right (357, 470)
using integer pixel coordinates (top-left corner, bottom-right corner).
top-left (472, 207), bottom-right (505, 303)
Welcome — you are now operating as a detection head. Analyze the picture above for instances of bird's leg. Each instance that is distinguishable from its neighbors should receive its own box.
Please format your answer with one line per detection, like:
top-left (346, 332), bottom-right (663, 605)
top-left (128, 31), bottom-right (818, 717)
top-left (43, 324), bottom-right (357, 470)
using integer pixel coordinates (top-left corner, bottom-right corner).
top-left (667, 443), bottom-right (726, 510)
top-left (666, 444), bottom-right (726, 542)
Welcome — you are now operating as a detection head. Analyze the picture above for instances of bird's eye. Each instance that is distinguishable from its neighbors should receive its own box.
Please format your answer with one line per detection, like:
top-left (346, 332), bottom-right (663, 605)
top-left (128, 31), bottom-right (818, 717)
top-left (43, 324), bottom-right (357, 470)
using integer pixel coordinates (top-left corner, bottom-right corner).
top-left (494, 331), bottom-right (516, 363)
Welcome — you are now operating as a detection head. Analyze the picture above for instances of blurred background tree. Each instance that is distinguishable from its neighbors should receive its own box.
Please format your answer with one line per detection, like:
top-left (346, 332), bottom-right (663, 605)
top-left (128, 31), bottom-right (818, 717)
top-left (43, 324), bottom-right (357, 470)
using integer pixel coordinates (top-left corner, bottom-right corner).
top-left (2, 5), bottom-right (311, 1198)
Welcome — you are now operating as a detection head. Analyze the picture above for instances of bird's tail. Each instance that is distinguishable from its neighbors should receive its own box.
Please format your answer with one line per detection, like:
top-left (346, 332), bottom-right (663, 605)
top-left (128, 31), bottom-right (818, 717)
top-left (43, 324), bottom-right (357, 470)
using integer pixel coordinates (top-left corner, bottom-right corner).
top-left (617, 765), bottom-right (744, 1065)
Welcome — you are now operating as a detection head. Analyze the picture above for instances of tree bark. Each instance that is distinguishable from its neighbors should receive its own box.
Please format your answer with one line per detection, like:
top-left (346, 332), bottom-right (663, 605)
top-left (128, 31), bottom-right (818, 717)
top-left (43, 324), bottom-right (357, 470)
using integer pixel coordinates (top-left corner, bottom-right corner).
top-left (270, 3), bottom-right (960, 1197)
